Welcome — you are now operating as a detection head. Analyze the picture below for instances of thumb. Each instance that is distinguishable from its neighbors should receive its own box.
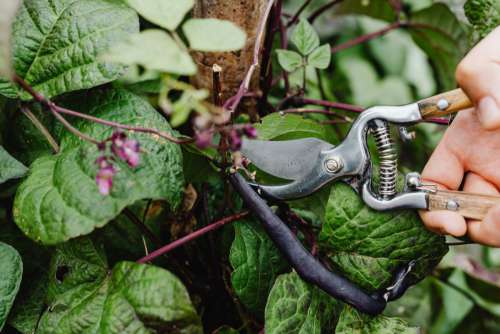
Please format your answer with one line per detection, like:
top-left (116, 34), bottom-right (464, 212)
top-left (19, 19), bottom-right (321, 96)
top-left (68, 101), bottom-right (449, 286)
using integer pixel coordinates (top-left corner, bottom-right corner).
top-left (456, 27), bottom-right (500, 130)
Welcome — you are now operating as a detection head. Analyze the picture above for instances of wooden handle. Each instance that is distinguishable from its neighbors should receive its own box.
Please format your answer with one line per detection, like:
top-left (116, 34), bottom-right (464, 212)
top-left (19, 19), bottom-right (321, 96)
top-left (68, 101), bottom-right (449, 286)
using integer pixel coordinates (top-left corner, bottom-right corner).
top-left (418, 88), bottom-right (473, 118)
top-left (428, 190), bottom-right (500, 220)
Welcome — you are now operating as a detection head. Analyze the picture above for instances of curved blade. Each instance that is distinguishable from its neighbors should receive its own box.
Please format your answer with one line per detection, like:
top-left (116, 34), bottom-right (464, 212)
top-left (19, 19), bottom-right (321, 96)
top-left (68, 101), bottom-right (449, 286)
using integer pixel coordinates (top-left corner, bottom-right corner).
top-left (241, 138), bottom-right (334, 181)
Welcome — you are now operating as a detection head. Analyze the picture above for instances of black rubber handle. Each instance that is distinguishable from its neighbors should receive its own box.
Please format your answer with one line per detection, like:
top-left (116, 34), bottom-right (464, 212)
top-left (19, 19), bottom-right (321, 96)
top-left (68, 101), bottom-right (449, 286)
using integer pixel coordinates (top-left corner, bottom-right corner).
top-left (229, 173), bottom-right (387, 315)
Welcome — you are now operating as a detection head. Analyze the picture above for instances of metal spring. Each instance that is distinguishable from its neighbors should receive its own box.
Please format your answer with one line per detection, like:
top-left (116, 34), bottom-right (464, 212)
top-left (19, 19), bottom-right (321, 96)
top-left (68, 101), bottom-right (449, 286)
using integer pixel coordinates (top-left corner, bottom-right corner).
top-left (373, 123), bottom-right (397, 199)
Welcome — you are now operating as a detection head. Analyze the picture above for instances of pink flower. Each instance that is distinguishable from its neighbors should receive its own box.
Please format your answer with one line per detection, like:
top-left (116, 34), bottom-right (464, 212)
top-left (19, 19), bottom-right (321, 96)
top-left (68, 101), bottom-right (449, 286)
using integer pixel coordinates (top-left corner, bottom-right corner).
top-left (111, 131), bottom-right (140, 167)
top-left (229, 129), bottom-right (242, 151)
top-left (243, 125), bottom-right (258, 139)
top-left (195, 131), bottom-right (213, 149)
top-left (96, 164), bottom-right (116, 196)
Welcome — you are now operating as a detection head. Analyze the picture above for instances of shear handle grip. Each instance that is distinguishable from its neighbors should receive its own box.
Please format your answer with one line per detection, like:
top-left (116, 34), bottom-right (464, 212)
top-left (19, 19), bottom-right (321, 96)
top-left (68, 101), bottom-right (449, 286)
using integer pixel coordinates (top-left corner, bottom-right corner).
top-left (428, 190), bottom-right (500, 220)
top-left (418, 88), bottom-right (472, 118)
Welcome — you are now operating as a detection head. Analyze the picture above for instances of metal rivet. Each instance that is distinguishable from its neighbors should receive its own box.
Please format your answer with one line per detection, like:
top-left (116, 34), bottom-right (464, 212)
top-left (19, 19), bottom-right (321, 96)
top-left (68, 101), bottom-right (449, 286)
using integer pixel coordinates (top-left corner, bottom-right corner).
top-left (325, 158), bottom-right (343, 173)
top-left (437, 99), bottom-right (449, 111)
top-left (446, 200), bottom-right (460, 211)
top-left (407, 175), bottom-right (421, 188)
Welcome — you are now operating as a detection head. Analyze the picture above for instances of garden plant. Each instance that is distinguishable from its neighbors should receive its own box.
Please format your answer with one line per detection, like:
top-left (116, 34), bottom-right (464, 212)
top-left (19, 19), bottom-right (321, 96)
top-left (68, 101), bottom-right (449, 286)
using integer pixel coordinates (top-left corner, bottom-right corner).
top-left (1, 0), bottom-right (500, 333)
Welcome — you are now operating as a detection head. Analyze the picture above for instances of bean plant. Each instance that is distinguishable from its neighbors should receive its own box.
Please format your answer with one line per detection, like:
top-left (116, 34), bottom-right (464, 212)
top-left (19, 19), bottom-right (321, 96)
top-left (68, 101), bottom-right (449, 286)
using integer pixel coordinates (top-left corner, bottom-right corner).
top-left (0, 0), bottom-right (499, 333)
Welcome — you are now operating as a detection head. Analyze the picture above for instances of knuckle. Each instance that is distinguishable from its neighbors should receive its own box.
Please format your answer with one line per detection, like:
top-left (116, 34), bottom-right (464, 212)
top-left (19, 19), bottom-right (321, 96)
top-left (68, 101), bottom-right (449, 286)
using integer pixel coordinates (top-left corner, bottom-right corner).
top-left (455, 58), bottom-right (476, 84)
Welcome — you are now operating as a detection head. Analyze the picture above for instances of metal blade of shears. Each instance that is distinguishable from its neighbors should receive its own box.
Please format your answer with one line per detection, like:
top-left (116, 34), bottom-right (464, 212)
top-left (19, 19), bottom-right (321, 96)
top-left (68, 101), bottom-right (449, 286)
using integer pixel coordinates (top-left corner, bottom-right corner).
top-left (240, 138), bottom-right (334, 181)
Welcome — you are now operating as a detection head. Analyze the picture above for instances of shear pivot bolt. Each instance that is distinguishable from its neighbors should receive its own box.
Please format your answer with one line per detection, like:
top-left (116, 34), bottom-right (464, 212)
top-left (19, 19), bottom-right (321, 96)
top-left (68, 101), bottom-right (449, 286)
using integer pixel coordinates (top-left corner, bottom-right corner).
top-left (437, 99), bottom-right (449, 111)
top-left (325, 158), bottom-right (343, 173)
top-left (446, 200), bottom-right (460, 211)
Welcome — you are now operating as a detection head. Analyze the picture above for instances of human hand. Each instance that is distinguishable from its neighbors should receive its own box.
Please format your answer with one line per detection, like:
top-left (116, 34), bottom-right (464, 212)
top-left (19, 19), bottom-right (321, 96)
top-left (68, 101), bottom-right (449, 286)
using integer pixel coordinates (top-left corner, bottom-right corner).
top-left (420, 27), bottom-right (500, 246)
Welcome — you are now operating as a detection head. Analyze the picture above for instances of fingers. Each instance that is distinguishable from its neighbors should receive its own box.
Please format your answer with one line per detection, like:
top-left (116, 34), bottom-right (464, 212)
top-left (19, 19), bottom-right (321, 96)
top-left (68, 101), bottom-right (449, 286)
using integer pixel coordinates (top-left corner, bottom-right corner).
top-left (463, 173), bottom-right (500, 246)
top-left (456, 27), bottom-right (500, 130)
top-left (419, 138), bottom-right (466, 236)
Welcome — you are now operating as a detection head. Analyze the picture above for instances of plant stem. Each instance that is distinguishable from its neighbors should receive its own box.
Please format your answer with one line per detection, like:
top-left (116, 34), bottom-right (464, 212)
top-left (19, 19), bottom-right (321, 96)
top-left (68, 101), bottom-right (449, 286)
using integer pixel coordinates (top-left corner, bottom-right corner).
top-left (308, 0), bottom-right (343, 23)
top-left (292, 97), bottom-right (364, 112)
top-left (13, 75), bottom-right (193, 145)
top-left (20, 106), bottom-right (60, 153)
top-left (287, 0), bottom-right (313, 27)
top-left (137, 210), bottom-right (249, 263)
top-left (49, 107), bottom-right (100, 144)
top-left (331, 21), bottom-right (401, 54)
top-left (225, 0), bottom-right (276, 113)
top-left (123, 208), bottom-right (163, 247)
top-left (280, 108), bottom-right (337, 115)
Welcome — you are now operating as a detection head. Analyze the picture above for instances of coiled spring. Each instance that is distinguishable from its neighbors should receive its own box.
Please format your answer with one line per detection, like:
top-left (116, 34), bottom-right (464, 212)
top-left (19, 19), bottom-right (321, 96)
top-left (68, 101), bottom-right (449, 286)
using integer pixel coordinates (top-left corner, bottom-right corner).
top-left (372, 123), bottom-right (397, 199)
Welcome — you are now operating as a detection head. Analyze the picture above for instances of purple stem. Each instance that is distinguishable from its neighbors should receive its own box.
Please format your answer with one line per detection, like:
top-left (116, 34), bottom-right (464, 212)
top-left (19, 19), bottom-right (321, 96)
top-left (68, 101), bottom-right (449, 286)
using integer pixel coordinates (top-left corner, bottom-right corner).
top-left (137, 211), bottom-right (249, 263)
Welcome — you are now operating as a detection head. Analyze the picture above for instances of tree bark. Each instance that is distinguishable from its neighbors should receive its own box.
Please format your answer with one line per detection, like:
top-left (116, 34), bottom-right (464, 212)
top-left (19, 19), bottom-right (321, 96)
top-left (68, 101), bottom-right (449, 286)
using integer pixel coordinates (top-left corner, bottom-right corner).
top-left (192, 0), bottom-right (268, 117)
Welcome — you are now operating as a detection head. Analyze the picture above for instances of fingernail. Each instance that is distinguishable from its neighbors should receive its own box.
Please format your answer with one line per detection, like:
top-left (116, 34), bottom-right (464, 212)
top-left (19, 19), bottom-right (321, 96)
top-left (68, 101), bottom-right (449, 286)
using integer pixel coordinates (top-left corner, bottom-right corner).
top-left (478, 96), bottom-right (500, 130)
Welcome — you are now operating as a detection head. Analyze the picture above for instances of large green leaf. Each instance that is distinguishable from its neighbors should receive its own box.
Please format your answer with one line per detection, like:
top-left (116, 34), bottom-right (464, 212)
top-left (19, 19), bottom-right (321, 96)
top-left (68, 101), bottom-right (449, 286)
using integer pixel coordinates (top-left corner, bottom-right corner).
top-left (0, 145), bottom-right (27, 184)
top-left (124, 0), bottom-right (194, 31)
top-left (255, 113), bottom-right (338, 143)
top-left (13, 89), bottom-right (184, 245)
top-left (229, 220), bottom-right (288, 316)
top-left (0, 0), bottom-right (21, 78)
top-left (37, 237), bottom-right (202, 333)
top-left (335, 306), bottom-right (418, 334)
top-left (464, 0), bottom-right (500, 39)
top-left (264, 272), bottom-right (341, 334)
top-left (12, 0), bottom-right (139, 99)
top-left (319, 183), bottom-right (448, 291)
top-left (183, 19), bottom-right (247, 52)
top-left (101, 29), bottom-right (196, 76)
top-left (276, 49), bottom-right (303, 72)
top-left (407, 3), bottom-right (469, 89)
top-left (0, 242), bottom-right (23, 331)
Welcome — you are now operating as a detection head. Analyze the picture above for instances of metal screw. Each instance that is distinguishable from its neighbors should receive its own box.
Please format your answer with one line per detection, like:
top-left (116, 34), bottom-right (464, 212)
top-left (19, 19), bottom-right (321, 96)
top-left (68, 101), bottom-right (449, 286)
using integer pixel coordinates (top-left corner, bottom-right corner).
top-left (446, 199), bottom-right (460, 211)
top-left (325, 158), bottom-right (343, 173)
top-left (406, 175), bottom-right (421, 188)
top-left (437, 99), bottom-right (449, 111)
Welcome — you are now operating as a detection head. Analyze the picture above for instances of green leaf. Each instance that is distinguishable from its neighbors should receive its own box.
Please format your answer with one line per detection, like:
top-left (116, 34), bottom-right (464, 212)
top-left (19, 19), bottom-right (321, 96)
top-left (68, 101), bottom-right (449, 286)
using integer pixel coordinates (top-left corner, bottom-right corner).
top-left (183, 18), bottom-right (247, 52)
top-left (335, 0), bottom-right (397, 22)
top-left (0, 242), bottom-right (23, 331)
top-left (429, 271), bottom-right (474, 334)
top-left (0, 78), bottom-right (19, 99)
top-left (255, 113), bottom-right (338, 144)
top-left (13, 89), bottom-right (184, 245)
top-left (101, 29), bottom-right (196, 75)
top-left (464, 0), bottom-right (500, 39)
top-left (8, 271), bottom-right (49, 334)
top-left (124, 0), bottom-right (194, 31)
top-left (291, 19), bottom-right (320, 56)
top-left (0, 0), bottom-right (21, 78)
top-left (12, 0), bottom-right (139, 99)
top-left (171, 89), bottom-right (209, 127)
top-left (229, 220), bottom-right (289, 316)
top-left (264, 272), bottom-right (341, 334)
top-left (408, 3), bottom-right (469, 89)
top-left (307, 44), bottom-right (331, 69)
top-left (0, 146), bottom-right (27, 184)
top-left (276, 49), bottom-right (303, 72)
top-left (319, 183), bottom-right (448, 291)
top-left (336, 306), bottom-right (418, 334)
top-left (37, 237), bottom-right (202, 333)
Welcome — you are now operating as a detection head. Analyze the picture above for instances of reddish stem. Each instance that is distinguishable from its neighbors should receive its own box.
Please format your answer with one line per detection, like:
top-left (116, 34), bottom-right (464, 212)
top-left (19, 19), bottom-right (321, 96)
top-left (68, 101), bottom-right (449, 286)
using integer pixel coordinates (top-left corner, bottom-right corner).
top-left (331, 21), bottom-right (401, 54)
top-left (137, 211), bottom-right (249, 263)
top-left (287, 0), bottom-right (313, 27)
top-left (13, 75), bottom-right (193, 145)
top-left (308, 0), bottom-right (343, 23)
top-left (225, 0), bottom-right (276, 113)
top-left (294, 97), bottom-right (364, 112)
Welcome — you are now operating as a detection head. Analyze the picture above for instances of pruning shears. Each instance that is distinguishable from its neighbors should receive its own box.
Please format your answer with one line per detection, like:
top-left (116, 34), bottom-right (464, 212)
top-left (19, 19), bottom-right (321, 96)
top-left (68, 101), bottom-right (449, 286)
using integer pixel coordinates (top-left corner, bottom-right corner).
top-left (229, 89), bottom-right (500, 315)
top-left (242, 89), bottom-right (500, 220)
